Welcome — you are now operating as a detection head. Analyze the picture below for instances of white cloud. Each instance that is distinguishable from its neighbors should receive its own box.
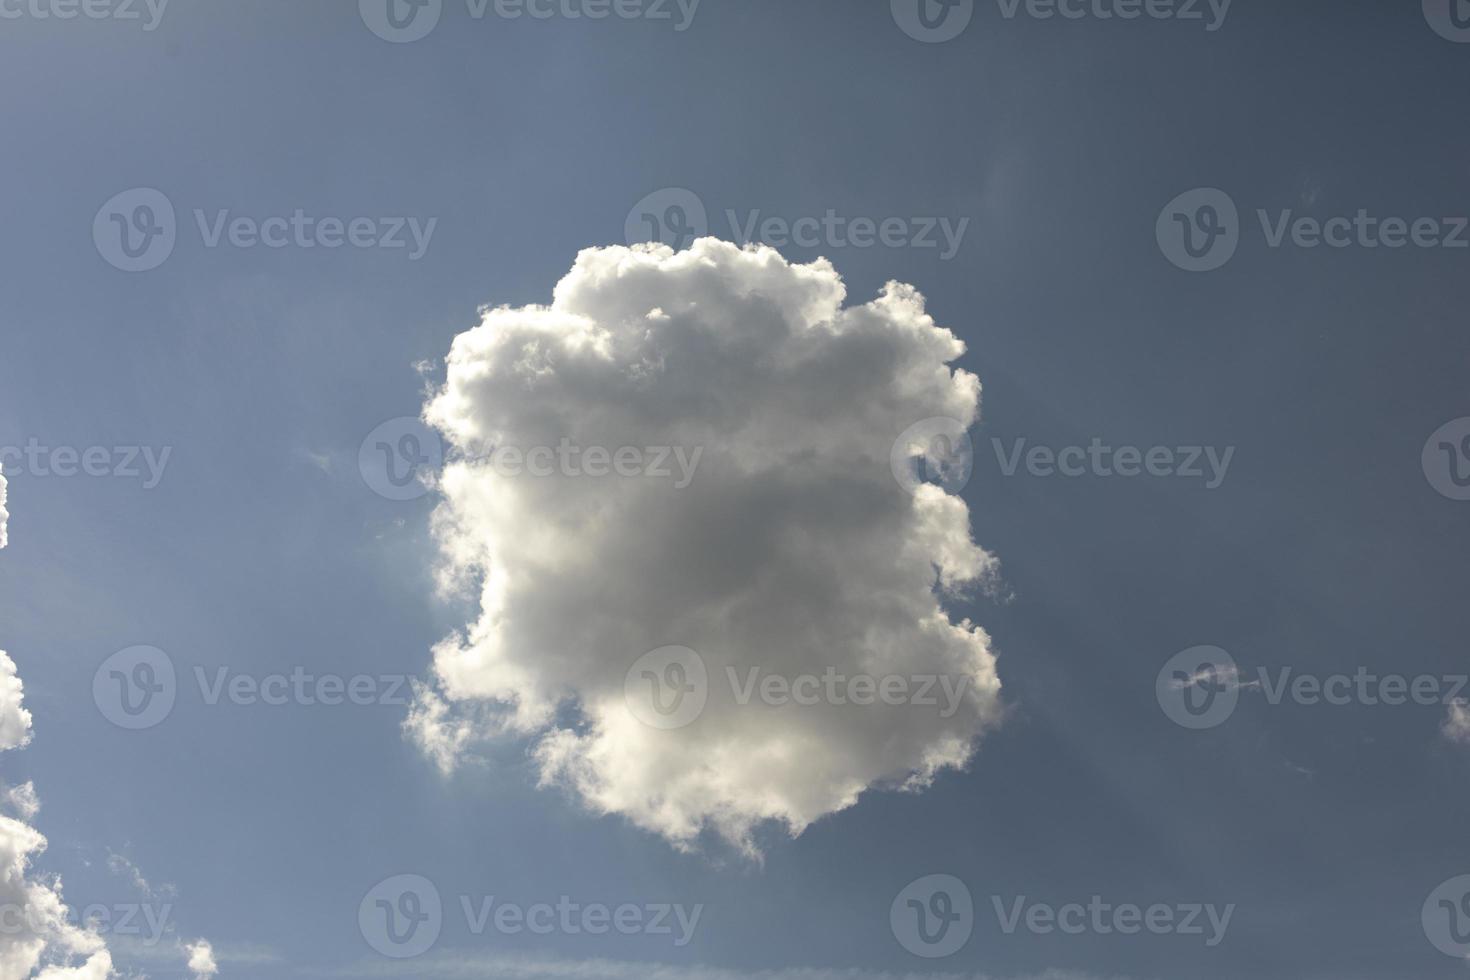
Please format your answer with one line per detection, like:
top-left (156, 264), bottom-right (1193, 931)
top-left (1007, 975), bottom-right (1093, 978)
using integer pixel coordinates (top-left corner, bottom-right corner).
top-left (105, 851), bottom-right (176, 901)
top-left (0, 465), bottom-right (9, 550)
top-left (3, 784), bottom-right (40, 822)
top-left (0, 650), bottom-right (34, 754)
top-left (0, 712), bottom-right (115, 980)
top-left (410, 239), bottom-right (1003, 853)
top-left (1444, 699), bottom-right (1470, 745)
top-left (184, 938), bottom-right (218, 978)
top-left (0, 473), bottom-right (114, 979)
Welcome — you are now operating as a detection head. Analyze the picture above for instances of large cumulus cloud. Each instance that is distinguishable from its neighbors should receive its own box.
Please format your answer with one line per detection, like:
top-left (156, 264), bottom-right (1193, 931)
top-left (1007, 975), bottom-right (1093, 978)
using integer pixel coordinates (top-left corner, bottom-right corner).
top-left (409, 239), bottom-right (1003, 853)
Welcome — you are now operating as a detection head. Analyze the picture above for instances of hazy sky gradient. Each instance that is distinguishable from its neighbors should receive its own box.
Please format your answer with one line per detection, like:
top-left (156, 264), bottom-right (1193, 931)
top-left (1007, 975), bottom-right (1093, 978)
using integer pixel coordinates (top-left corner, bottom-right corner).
top-left (1, 1), bottom-right (1469, 977)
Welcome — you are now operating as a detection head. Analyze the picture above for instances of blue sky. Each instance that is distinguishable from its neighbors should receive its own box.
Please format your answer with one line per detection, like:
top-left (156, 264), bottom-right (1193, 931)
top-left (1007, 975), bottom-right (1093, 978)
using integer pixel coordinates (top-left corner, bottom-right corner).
top-left (2, 1), bottom-right (1470, 978)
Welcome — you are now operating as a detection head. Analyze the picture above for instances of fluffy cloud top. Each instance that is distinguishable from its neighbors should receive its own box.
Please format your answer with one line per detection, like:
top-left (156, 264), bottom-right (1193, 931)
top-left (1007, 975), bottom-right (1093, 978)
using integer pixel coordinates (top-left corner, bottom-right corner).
top-left (185, 938), bottom-right (218, 978)
top-left (410, 239), bottom-right (1003, 852)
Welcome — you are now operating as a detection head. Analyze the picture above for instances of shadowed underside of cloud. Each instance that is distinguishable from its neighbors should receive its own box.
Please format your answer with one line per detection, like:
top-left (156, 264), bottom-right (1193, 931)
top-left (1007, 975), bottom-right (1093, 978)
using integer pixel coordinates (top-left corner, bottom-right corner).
top-left (407, 239), bottom-right (1003, 854)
